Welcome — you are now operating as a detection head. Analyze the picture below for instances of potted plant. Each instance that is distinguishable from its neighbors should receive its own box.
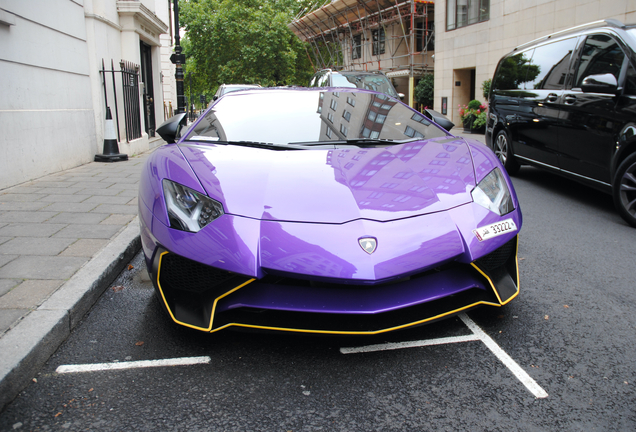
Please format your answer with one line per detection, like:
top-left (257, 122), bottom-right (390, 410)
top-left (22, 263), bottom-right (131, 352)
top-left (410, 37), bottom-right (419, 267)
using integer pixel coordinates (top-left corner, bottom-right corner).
top-left (458, 99), bottom-right (487, 133)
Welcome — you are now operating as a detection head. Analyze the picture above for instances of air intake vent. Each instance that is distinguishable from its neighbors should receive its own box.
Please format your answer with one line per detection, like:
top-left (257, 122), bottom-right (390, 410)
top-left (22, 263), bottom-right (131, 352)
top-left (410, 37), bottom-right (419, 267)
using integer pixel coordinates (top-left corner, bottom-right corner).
top-left (160, 253), bottom-right (237, 294)
top-left (475, 237), bottom-right (516, 272)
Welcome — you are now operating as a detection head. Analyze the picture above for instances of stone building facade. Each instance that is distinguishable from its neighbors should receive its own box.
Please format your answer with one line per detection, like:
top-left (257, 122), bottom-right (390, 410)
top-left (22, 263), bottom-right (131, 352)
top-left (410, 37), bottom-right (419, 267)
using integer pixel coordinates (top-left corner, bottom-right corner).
top-left (0, 0), bottom-right (176, 190)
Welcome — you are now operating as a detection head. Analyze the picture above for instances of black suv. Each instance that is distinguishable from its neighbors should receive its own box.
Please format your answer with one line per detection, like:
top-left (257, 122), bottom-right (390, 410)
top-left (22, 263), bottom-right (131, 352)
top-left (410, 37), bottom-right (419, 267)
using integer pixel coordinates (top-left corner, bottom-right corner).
top-left (486, 19), bottom-right (636, 227)
top-left (309, 69), bottom-right (404, 99)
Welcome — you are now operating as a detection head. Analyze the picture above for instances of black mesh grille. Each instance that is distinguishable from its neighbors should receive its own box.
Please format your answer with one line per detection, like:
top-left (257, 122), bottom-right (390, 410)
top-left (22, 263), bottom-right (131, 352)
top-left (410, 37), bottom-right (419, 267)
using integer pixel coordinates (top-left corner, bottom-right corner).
top-left (475, 237), bottom-right (516, 272)
top-left (160, 253), bottom-right (237, 294)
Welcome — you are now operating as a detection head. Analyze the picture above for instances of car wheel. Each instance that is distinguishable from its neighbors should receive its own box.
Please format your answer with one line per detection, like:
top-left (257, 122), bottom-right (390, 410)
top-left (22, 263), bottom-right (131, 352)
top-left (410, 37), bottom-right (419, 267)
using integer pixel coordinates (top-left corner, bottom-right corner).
top-left (613, 153), bottom-right (636, 228)
top-left (493, 130), bottom-right (520, 175)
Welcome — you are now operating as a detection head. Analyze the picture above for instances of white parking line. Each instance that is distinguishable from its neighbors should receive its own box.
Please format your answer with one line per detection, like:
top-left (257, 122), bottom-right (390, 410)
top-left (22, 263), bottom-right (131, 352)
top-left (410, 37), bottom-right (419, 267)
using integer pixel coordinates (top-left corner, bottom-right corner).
top-left (340, 334), bottom-right (481, 354)
top-left (55, 356), bottom-right (211, 374)
top-left (340, 312), bottom-right (548, 399)
top-left (459, 313), bottom-right (548, 399)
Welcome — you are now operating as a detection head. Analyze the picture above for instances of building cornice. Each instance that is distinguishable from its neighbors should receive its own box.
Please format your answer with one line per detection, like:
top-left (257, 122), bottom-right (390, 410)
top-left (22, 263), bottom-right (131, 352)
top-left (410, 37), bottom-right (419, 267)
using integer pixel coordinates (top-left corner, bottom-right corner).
top-left (85, 13), bottom-right (122, 31)
top-left (117, 1), bottom-right (169, 40)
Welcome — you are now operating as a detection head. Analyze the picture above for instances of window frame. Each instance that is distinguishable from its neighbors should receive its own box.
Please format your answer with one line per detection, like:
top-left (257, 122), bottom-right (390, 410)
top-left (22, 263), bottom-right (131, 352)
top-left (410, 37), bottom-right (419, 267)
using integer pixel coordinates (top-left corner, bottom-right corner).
top-left (352, 34), bottom-right (362, 60)
top-left (446, 0), bottom-right (490, 31)
top-left (372, 27), bottom-right (386, 56)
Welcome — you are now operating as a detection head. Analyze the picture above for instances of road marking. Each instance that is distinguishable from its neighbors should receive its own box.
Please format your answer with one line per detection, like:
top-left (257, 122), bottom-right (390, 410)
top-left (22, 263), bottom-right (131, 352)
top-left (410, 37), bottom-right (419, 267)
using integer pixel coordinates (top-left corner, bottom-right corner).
top-left (340, 312), bottom-right (548, 399)
top-left (55, 356), bottom-right (211, 374)
top-left (459, 313), bottom-right (548, 399)
top-left (340, 334), bottom-right (480, 354)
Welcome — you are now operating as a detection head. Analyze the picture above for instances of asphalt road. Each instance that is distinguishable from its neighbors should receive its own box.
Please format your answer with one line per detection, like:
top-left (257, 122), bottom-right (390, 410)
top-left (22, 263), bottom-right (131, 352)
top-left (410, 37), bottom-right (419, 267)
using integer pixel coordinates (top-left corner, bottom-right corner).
top-left (1, 166), bottom-right (635, 431)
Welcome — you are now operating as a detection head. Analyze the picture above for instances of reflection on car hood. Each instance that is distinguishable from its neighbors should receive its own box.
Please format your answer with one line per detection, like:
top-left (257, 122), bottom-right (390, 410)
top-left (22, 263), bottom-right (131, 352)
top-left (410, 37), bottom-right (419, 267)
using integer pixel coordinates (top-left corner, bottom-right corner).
top-left (178, 136), bottom-right (476, 223)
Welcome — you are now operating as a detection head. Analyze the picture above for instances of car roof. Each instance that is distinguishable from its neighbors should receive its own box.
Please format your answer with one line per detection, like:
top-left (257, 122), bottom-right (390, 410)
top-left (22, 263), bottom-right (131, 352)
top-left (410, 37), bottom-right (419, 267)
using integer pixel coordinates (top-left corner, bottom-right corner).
top-left (512, 19), bottom-right (628, 52)
top-left (220, 84), bottom-right (261, 88)
top-left (320, 69), bottom-right (386, 77)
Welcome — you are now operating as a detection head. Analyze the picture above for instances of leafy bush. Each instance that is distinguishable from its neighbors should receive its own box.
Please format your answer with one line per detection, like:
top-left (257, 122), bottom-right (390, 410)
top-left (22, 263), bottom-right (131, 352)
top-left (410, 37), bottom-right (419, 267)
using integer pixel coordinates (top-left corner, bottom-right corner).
top-left (467, 99), bottom-right (482, 110)
top-left (458, 100), bottom-right (487, 129)
top-left (481, 78), bottom-right (491, 100)
top-left (414, 74), bottom-right (434, 108)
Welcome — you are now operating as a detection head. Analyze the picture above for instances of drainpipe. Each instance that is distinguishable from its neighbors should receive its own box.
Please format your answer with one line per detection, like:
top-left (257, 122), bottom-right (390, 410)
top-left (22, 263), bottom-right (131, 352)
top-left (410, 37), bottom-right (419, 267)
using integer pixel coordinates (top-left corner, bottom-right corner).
top-left (171, 0), bottom-right (186, 115)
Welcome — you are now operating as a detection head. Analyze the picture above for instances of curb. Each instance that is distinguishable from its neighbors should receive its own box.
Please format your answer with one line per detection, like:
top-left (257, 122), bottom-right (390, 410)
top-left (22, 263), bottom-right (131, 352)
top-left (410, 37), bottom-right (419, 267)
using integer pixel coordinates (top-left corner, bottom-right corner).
top-left (0, 218), bottom-right (142, 411)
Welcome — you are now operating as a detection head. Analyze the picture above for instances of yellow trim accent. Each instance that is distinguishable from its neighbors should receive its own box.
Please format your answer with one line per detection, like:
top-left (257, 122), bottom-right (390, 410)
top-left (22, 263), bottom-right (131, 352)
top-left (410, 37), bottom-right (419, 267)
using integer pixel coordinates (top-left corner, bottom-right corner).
top-left (470, 236), bottom-right (520, 306)
top-left (156, 236), bottom-right (520, 335)
top-left (155, 251), bottom-right (256, 332)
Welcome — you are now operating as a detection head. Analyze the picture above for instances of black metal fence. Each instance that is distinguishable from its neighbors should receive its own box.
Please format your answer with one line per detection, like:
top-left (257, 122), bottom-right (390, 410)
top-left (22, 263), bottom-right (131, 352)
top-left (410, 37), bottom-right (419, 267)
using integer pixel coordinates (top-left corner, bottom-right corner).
top-left (100, 59), bottom-right (142, 142)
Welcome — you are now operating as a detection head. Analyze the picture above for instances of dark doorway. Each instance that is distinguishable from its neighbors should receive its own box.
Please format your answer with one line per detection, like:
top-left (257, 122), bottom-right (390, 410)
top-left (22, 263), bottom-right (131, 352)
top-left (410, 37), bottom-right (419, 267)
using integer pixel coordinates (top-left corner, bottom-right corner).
top-left (469, 69), bottom-right (476, 101)
top-left (139, 41), bottom-right (156, 137)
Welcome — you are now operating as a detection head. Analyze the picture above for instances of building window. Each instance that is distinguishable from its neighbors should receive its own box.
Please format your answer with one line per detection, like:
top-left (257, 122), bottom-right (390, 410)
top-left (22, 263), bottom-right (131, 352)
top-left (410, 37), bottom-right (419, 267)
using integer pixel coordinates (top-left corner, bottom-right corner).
top-left (340, 124), bottom-right (348, 137)
top-left (347, 96), bottom-right (356, 107)
top-left (372, 28), bottom-right (385, 56)
top-left (416, 21), bottom-right (434, 52)
top-left (404, 126), bottom-right (424, 138)
top-left (447, 0), bottom-right (489, 31)
top-left (352, 34), bottom-right (362, 59)
top-left (342, 110), bottom-right (351, 122)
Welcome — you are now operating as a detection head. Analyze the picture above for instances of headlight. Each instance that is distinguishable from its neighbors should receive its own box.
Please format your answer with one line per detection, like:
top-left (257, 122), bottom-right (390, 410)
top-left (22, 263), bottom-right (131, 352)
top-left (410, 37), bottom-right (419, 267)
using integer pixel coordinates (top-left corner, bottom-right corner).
top-left (162, 180), bottom-right (224, 232)
top-left (471, 168), bottom-right (515, 216)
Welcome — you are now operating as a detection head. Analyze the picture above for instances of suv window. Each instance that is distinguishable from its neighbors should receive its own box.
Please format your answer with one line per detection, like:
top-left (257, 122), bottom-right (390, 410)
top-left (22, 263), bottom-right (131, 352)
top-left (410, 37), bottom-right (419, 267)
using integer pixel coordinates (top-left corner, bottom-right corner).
top-left (331, 74), bottom-right (357, 88)
top-left (575, 34), bottom-right (626, 88)
top-left (318, 72), bottom-right (329, 87)
top-left (492, 51), bottom-right (535, 90)
top-left (625, 63), bottom-right (636, 96)
top-left (525, 38), bottom-right (577, 90)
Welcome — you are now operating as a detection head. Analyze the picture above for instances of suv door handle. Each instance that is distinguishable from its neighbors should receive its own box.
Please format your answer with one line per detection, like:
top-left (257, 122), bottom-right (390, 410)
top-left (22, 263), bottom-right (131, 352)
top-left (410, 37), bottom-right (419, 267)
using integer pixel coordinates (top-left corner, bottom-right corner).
top-left (564, 95), bottom-right (577, 105)
top-left (547, 93), bottom-right (558, 102)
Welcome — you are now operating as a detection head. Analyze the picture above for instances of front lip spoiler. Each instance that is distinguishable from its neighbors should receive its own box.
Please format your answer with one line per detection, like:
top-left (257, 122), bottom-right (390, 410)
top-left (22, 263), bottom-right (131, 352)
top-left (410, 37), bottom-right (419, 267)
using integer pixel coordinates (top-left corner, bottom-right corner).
top-left (149, 237), bottom-right (520, 335)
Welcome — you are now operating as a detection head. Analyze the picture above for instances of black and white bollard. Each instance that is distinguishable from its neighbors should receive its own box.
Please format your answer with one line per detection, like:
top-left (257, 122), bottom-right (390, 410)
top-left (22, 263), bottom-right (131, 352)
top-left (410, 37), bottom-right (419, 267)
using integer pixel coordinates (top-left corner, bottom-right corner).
top-left (94, 107), bottom-right (128, 162)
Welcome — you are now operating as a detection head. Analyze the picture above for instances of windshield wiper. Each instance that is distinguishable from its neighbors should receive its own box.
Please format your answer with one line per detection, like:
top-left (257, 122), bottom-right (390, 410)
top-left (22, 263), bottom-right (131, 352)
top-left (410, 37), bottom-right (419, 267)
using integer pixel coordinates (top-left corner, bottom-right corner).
top-left (184, 139), bottom-right (296, 150)
top-left (289, 138), bottom-right (420, 147)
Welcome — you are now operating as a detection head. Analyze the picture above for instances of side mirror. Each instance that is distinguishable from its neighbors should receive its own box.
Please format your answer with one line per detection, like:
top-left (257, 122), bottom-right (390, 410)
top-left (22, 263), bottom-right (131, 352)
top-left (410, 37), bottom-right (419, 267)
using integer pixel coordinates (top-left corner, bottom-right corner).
top-left (156, 113), bottom-right (187, 144)
top-left (424, 108), bottom-right (455, 132)
top-left (581, 73), bottom-right (618, 94)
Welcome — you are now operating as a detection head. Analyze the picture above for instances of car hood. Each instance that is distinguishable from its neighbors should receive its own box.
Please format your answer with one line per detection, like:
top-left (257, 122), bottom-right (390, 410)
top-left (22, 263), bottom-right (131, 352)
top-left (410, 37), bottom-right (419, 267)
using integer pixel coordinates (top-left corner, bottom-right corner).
top-left (178, 136), bottom-right (476, 223)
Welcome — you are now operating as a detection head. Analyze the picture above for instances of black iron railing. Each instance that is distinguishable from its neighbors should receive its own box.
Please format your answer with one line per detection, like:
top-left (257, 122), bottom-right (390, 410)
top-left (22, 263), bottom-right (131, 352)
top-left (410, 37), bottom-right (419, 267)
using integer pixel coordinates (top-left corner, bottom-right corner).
top-left (100, 59), bottom-right (142, 143)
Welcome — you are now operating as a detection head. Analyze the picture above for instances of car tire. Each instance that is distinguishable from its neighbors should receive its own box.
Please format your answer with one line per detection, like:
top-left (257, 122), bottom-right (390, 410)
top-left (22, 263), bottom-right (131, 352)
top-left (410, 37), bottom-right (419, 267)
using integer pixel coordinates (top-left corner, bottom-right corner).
top-left (492, 130), bottom-right (520, 175)
top-left (613, 152), bottom-right (636, 228)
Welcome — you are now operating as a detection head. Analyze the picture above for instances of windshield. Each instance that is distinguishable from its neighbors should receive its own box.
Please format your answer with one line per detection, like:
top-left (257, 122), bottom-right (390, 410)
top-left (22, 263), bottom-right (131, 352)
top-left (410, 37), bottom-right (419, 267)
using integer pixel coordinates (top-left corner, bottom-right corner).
top-left (340, 74), bottom-right (399, 98)
top-left (186, 89), bottom-right (447, 146)
top-left (219, 85), bottom-right (259, 96)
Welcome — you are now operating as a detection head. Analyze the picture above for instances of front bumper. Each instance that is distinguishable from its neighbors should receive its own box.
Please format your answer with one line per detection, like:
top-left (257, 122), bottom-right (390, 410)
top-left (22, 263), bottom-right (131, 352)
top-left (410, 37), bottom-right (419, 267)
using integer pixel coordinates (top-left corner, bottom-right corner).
top-left (148, 236), bottom-right (519, 334)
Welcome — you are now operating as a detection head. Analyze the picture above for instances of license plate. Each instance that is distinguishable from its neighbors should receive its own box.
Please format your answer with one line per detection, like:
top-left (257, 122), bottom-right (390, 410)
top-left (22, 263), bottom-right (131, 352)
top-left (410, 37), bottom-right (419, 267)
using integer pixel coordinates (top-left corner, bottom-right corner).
top-left (473, 218), bottom-right (517, 242)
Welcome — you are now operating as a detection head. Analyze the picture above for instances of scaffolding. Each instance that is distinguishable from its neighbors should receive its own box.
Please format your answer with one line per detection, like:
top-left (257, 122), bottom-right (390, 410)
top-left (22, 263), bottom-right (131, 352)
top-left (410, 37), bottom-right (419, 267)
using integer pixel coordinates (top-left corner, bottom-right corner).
top-left (288, 0), bottom-right (435, 106)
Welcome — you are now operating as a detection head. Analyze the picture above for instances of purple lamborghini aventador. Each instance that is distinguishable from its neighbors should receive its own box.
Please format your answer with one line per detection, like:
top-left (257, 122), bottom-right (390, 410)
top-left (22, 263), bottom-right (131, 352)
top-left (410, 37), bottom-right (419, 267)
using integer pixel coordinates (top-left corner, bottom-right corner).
top-left (140, 88), bottom-right (522, 334)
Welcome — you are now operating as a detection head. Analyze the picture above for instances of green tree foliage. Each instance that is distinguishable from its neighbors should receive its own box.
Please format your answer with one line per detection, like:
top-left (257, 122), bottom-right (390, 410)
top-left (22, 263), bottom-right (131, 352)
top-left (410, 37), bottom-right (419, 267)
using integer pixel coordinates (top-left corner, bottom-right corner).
top-left (414, 74), bottom-right (434, 108)
top-left (181, 0), bottom-right (315, 92)
top-left (182, 36), bottom-right (215, 109)
top-left (493, 53), bottom-right (540, 90)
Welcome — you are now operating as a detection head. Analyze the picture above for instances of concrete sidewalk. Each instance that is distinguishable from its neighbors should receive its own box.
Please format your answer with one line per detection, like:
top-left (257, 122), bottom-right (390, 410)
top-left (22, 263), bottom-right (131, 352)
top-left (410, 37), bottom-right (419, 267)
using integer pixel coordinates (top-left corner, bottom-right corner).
top-left (0, 141), bottom-right (162, 410)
